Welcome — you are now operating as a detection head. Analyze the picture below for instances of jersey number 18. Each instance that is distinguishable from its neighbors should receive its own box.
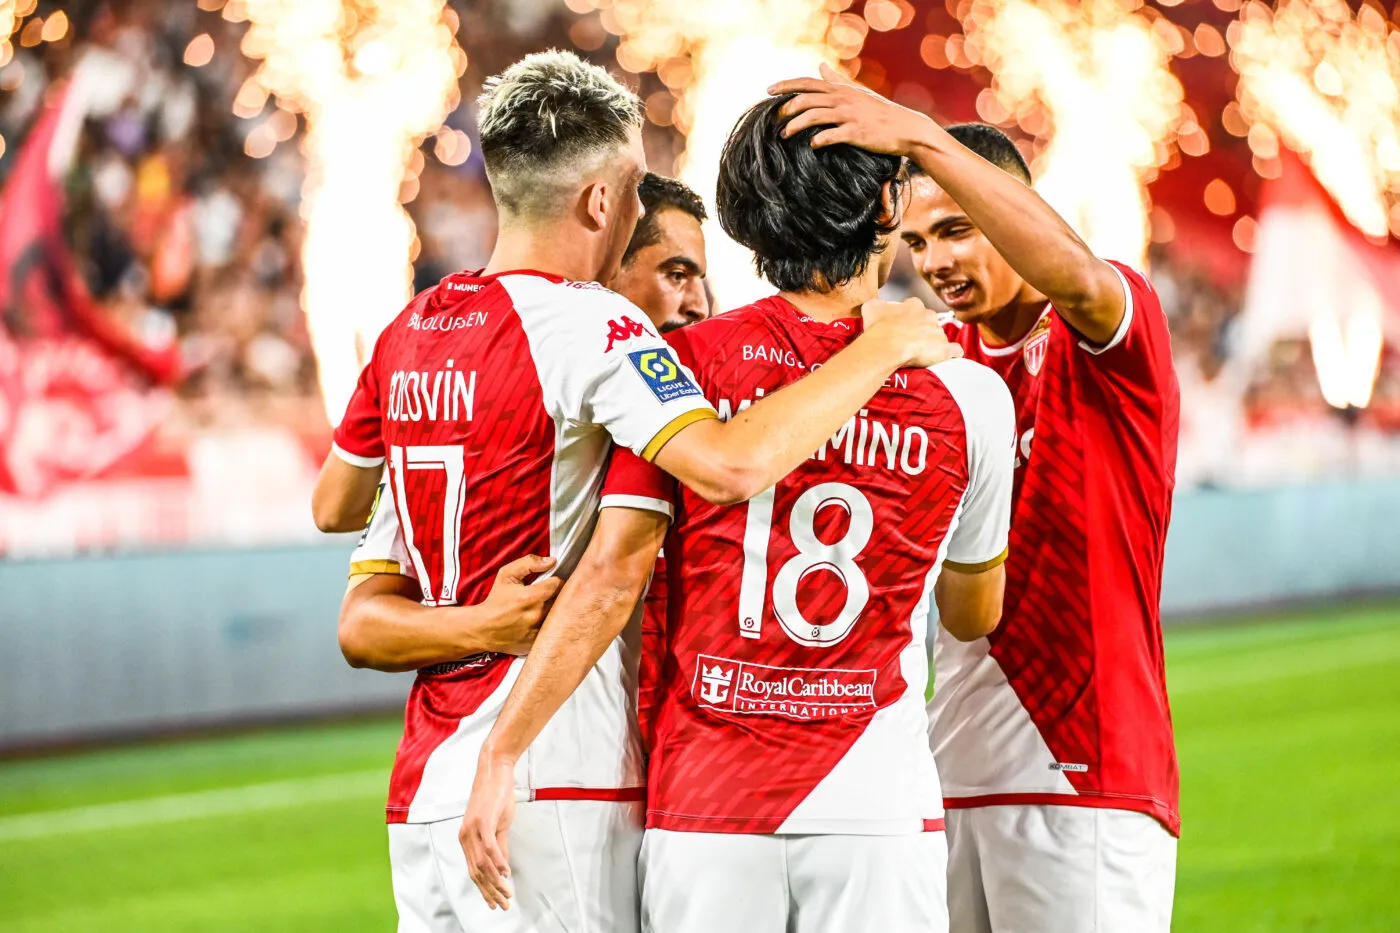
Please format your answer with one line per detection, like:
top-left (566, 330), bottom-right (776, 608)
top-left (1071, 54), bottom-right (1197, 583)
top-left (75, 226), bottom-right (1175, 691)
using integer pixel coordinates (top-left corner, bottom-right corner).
top-left (738, 481), bottom-right (874, 648)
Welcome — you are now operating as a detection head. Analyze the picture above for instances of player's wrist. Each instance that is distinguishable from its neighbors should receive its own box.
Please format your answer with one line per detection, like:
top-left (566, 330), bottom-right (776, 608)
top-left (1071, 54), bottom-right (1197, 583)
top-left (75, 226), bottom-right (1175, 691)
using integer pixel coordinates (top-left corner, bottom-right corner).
top-left (441, 604), bottom-right (488, 656)
top-left (904, 120), bottom-right (952, 174)
top-left (855, 324), bottom-right (908, 374)
top-left (478, 739), bottom-right (520, 768)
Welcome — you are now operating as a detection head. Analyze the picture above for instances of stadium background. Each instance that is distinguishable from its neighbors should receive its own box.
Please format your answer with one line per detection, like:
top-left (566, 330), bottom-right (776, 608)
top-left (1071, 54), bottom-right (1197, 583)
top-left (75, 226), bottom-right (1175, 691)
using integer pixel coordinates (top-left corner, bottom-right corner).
top-left (0, 0), bottom-right (1397, 930)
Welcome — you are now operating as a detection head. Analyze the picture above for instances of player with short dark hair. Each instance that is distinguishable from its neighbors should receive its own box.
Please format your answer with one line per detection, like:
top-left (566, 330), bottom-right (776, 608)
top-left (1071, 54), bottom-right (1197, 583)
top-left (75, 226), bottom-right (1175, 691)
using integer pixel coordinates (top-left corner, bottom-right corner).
top-left (613, 173), bottom-right (710, 334)
top-left (773, 66), bottom-right (1182, 933)
top-left (314, 50), bottom-right (960, 933)
top-left (940, 123), bottom-right (1032, 184)
top-left (459, 92), bottom-right (1016, 933)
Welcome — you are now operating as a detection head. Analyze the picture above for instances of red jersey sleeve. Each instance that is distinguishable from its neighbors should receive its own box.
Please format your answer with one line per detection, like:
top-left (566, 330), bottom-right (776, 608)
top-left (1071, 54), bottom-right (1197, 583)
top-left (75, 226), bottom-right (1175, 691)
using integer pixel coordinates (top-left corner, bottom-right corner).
top-left (600, 447), bottom-right (678, 520)
top-left (331, 359), bottom-right (386, 467)
top-left (1074, 261), bottom-right (1174, 392)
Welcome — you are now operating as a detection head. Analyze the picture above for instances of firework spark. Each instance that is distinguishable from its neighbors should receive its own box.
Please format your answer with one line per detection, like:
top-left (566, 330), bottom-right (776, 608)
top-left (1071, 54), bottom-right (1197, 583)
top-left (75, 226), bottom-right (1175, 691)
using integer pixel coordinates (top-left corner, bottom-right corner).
top-left (1232, 0), bottom-right (1400, 240)
top-left (961, 0), bottom-right (1192, 266)
top-left (1232, 0), bottom-right (1400, 408)
top-left (238, 0), bottom-right (464, 425)
top-left (577, 0), bottom-right (865, 310)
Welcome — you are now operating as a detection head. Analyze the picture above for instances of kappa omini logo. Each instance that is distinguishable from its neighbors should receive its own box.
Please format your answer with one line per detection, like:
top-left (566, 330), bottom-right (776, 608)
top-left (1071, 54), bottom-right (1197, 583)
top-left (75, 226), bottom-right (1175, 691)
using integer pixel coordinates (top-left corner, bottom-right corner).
top-left (628, 348), bottom-right (703, 404)
top-left (604, 316), bottom-right (650, 353)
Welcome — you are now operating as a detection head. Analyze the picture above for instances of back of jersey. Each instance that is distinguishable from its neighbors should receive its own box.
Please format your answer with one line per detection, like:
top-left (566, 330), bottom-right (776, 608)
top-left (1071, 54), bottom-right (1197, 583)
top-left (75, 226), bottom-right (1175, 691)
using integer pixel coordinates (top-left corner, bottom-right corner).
top-left (332, 268), bottom-right (718, 822)
top-left (604, 296), bottom-right (1014, 835)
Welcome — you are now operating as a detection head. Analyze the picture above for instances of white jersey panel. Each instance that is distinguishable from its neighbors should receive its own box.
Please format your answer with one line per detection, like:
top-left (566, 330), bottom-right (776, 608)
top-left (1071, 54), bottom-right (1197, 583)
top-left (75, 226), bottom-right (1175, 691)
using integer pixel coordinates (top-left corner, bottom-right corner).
top-left (502, 275), bottom-right (715, 458)
top-left (929, 634), bottom-right (1078, 798)
top-left (931, 358), bottom-right (1015, 568)
top-left (408, 660), bottom-right (524, 823)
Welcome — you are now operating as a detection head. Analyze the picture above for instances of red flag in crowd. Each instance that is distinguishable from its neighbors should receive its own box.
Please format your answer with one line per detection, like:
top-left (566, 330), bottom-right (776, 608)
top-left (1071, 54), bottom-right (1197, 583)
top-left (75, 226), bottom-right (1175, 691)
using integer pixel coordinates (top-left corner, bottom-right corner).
top-left (0, 84), bottom-right (179, 497)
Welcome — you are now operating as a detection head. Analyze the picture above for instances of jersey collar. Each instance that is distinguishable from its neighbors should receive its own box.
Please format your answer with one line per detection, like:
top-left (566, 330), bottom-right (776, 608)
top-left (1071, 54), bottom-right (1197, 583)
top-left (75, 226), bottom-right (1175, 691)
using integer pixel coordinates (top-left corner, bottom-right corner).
top-left (765, 294), bottom-right (865, 339)
top-left (978, 304), bottom-right (1052, 357)
top-left (427, 268), bottom-right (567, 311)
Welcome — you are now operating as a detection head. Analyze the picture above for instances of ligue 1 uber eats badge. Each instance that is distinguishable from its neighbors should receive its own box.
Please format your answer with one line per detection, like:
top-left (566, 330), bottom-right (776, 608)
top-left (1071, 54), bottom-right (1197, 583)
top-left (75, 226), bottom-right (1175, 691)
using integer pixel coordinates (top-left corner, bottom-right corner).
top-left (1023, 314), bottom-right (1052, 377)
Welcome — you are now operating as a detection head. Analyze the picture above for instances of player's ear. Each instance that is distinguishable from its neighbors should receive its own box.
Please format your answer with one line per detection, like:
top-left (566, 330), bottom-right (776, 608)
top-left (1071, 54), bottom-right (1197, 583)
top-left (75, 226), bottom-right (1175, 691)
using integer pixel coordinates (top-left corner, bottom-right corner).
top-left (580, 179), bottom-right (608, 232)
top-left (878, 179), bottom-right (902, 229)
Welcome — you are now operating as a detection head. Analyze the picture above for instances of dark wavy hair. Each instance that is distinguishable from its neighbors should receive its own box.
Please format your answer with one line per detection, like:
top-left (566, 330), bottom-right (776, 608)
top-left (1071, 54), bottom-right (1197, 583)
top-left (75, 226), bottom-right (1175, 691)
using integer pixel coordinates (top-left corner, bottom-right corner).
top-left (716, 95), bottom-right (905, 293)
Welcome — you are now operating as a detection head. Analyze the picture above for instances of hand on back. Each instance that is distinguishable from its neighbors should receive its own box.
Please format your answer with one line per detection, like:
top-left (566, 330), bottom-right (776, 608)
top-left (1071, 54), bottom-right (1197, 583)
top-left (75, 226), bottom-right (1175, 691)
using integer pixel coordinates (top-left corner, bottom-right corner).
top-left (862, 296), bottom-right (962, 369)
top-left (469, 555), bottom-right (562, 656)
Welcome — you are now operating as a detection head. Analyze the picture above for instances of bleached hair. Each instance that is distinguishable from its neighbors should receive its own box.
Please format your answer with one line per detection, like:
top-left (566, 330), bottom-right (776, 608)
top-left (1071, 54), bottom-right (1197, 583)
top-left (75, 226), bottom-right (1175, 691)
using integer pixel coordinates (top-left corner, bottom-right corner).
top-left (477, 50), bottom-right (643, 221)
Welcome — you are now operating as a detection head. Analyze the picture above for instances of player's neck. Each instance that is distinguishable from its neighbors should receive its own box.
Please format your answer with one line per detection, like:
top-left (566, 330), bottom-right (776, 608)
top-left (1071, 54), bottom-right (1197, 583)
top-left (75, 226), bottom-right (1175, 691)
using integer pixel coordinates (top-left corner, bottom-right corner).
top-left (977, 283), bottom-right (1049, 347)
top-left (484, 223), bottom-right (602, 284)
top-left (780, 272), bottom-right (879, 324)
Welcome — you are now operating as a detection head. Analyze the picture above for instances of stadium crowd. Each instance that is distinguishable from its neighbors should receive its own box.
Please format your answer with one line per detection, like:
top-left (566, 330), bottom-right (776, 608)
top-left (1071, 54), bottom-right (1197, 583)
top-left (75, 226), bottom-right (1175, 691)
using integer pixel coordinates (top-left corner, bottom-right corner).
top-left (1, 0), bottom-right (1396, 494)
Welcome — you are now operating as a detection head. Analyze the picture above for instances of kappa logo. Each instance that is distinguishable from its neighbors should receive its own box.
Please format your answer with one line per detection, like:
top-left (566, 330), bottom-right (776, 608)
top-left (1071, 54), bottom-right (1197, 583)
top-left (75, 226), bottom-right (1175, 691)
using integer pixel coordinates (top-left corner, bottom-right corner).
top-left (628, 348), bottom-right (703, 404)
top-left (698, 661), bottom-right (736, 704)
top-left (1022, 313), bottom-right (1053, 377)
top-left (604, 316), bottom-right (650, 352)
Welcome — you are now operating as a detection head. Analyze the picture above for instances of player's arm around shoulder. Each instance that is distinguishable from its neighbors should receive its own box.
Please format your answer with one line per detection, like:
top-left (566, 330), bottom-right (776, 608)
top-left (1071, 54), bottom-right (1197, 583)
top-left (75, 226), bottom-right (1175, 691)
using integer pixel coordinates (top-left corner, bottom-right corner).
top-left (336, 488), bottom-right (561, 672)
top-left (338, 561), bottom-right (560, 673)
top-left (931, 358), bottom-right (1015, 641)
top-left (651, 297), bottom-right (963, 505)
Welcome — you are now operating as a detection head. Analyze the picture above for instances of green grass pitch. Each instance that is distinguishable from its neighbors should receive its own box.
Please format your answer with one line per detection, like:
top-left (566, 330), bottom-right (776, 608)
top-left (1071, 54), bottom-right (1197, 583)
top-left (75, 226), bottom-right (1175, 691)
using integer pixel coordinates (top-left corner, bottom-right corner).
top-left (1, 603), bottom-right (1397, 931)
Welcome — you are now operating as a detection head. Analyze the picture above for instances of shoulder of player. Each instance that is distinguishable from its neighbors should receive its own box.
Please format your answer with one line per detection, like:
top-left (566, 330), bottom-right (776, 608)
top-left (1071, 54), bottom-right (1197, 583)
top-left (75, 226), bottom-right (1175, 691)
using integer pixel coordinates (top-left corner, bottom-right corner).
top-left (502, 275), bottom-right (651, 332)
top-left (1102, 259), bottom-right (1155, 296)
top-left (491, 275), bottom-right (674, 370)
top-left (1046, 260), bottom-right (1168, 362)
top-left (928, 357), bottom-right (1015, 431)
top-left (366, 290), bottom-right (437, 363)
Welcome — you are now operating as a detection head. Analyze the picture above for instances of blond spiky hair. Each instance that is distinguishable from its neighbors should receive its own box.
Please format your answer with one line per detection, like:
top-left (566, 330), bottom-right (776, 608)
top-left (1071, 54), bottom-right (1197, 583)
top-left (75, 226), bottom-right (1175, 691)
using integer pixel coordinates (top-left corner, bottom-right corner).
top-left (477, 50), bottom-right (643, 221)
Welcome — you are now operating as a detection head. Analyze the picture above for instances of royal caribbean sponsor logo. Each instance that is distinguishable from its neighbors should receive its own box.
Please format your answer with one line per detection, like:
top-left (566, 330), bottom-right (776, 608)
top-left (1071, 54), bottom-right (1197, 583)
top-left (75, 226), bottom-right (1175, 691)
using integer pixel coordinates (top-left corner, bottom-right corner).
top-left (691, 654), bottom-right (878, 721)
top-left (628, 348), bottom-right (703, 404)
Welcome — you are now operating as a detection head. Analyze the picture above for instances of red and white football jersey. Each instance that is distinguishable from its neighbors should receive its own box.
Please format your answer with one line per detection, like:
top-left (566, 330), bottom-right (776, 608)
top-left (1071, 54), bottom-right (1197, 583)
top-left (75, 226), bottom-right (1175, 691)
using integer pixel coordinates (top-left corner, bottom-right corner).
top-left (333, 268), bottom-right (717, 824)
top-left (603, 296), bottom-right (1015, 835)
top-left (932, 261), bottom-right (1183, 834)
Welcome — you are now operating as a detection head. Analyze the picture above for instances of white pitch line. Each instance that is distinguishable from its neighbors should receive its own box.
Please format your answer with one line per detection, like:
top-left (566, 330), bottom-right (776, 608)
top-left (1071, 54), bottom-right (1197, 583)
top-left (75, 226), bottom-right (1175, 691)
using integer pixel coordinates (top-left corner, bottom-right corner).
top-left (0, 768), bottom-right (386, 843)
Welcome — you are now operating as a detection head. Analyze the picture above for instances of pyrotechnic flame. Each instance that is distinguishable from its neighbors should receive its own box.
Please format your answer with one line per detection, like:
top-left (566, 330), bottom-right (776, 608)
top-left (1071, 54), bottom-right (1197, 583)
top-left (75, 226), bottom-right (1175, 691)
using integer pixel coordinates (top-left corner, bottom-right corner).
top-left (961, 0), bottom-right (1191, 266)
top-left (1232, 0), bottom-right (1399, 409)
top-left (577, 0), bottom-right (863, 310)
top-left (1232, 0), bottom-right (1400, 241)
top-left (1308, 296), bottom-right (1384, 410)
top-left (239, 0), bottom-right (464, 426)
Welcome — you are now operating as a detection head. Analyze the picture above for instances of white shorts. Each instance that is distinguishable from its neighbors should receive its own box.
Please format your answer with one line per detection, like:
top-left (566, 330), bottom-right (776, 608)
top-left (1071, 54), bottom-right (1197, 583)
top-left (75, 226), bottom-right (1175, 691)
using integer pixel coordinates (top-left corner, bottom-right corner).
top-left (946, 805), bottom-right (1177, 933)
top-left (387, 799), bottom-right (643, 933)
top-left (639, 828), bottom-right (948, 933)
